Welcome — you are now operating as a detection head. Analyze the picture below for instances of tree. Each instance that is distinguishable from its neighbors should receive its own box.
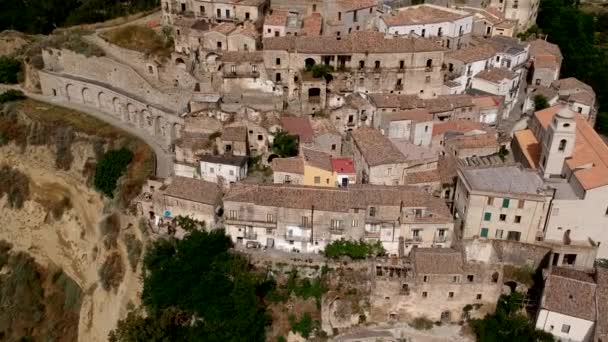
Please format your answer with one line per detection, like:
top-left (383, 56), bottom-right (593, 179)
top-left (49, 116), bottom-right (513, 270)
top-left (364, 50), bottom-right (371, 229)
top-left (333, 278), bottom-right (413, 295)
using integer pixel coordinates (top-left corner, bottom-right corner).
top-left (272, 130), bottom-right (299, 157)
top-left (94, 147), bottom-right (133, 198)
top-left (111, 229), bottom-right (271, 341)
top-left (470, 292), bottom-right (554, 342)
top-left (324, 239), bottom-right (385, 259)
top-left (533, 94), bottom-right (549, 111)
top-left (0, 90), bottom-right (25, 104)
top-left (0, 57), bottom-right (22, 84)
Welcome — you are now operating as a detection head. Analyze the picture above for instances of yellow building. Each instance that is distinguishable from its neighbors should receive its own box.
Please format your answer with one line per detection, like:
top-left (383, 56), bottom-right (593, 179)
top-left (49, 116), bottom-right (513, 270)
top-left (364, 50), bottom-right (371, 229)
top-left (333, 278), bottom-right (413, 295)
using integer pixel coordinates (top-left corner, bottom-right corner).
top-left (301, 148), bottom-right (336, 187)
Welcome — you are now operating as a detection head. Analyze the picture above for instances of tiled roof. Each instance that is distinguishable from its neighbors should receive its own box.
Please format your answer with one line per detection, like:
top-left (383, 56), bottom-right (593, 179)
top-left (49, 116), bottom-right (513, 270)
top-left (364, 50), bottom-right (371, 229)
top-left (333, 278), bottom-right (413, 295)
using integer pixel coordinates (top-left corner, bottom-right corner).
top-left (446, 133), bottom-right (499, 150)
top-left (529, 39), bottom-right (562, 60)
top-left (222, 126), bottom-right (247, 142)
top-left (230, 23), bottom-right (259, 39)
top-left (475, 67), bottom-right (518, 83)
top-left (423, 94), bottom-right (474, 113)
top-left (332, 158), bottom-right (355, 174)
top-left (369, 94), bottom-right (422, 108)
top-left (446, 43), bottom-right (496, 64)
top-left (552, 77), bottom-right (594, 95)
top-left (382, 4), bottom-right (469, 26)
top-left (210, 22), bottom-right (237, 35)
top-left (595, 268), bottom-right (608, 341)
top-left (460, 165), bottom-right (546, 196)
top-left (164, 177), bottom-right (221, 205)
top-left (272, 156), bottom-right (304, 174)
top-left (472, 95), bottom-right (502, 109)
top-left (281, 116), bottom-right (314, 143)
top-left (405, 169), bottom-right (441, 184)
top-left (542, 267), bottom-right (596, 321)
top-left (224, 183), bottom-right (452, 218)
top-left (535, 105), bottom-right (608, 190)
top-left (513, 129), bottom-right (540, 169)
top-left (199, 154), bottom-right (248, 166)
top-left (432, 120), bottom-right (490, 137)
top-left (191, 20), bottom-right (211, 31)
top-left (568, 91), bottom-right (595, 106)
top-left (264, 10), bottom-right (288, 26)
top-left (533, 55), bottom-right (559, 70)
top-left (352, 127), bottom-right (408, 166)
top-left (346, 93), bottom-right (371, 109)
top-left (438, 155), bottom-right (458, 184)
top-left (337, 0), bottom-right (378, 12)
top-left (311, 118), bottom-right (339, 135)
top-left (527, 86), bottom-right (558, 102)
top-left (263, 31), bottom-right (445, 54)
top-left (388, 109), bottom-right (433, 123)
top-left (219, 51), bottom-right (264, 63)
top-left (301, 13), bottom-right (322, 36)
top-left (412, 248), bottom-right (463, 274)
top-left (302, 147), bottom-right (333, 171)
top-left (391, 138), bottom-right (438, 162)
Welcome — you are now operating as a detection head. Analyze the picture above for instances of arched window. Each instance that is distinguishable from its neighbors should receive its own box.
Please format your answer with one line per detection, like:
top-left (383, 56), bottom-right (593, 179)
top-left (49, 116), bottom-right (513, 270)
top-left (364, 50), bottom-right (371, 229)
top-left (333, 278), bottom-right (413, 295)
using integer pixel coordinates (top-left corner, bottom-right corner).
top-left (558, 139), bottom-right (567, 152)
top-left (426, 59), bottom-right (433, 69)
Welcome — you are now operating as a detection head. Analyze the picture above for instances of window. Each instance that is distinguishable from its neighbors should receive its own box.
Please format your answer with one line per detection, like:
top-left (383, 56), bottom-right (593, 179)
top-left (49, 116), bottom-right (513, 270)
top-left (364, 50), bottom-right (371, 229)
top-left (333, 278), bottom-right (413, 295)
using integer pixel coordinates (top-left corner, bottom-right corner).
top-left (448, 292), bottom-right (454, 299)
top-left (558, 139), bottom-right (567, 152)
top-left (217, 41), bottom-right (222, 49)
top-left (284, 175), bottom-right (291, 183)
top-left (267, 28), bottom-right (271, 33)
top-left (276, 58), bottom-right (281, 65)
top-left (314, 176), bottom-right (320, 184)
top-left (422, 291), bottom-right (428, 298)
top-left (412, 229), bottom-right (421, 237)
top-left (563, 254), bottom-right (577, 265)
top-left (502, 198), bottom-right (510, 208)
top-left (499, 214), bottom-right (506, 221)
top-left (375, 61), bottom-right (380, 69)
top-left (148, 65), bottom-right (154, 74)
top-left (225, 9), bottom-right (230, 17)
top-left (275, 73), bottom-right (281, 82)
top-left (425, 76), bottom-right (431, 83)
top-left (331, 219), bottom-right (343, 229)
top-left (438, 27), bottom-right (443, 36)
top-left (421, 28), bottom-right (426, 37)
top-left (217, 8), bottom-right (221, 17)
top-left (480, 228), bottom-right (489, 238)
top-left (331, 144), bottom-right (336, 151)
top-left (176, 29), bottom-right (181, 36)
top-left (210, 167), bottom-right (215, 174)
top-left (257, 134), bottom-right (263, 141)
top-left (484, 212), bottom-right (492, 221)
top-left (467, 275), bottom-right (474, 282)
top-left (274, 31), bottom-right (279, 37)
top-left (561, 325), bottom-right (571, 334)
top-left (399, 60), bottom-right (405, 69)
top-left (267, 214), bottom-right (274, 222)
top-left (230, 65), bottom-right (236, 73)
top-left (312, 4), bottom-right (317, 11)
top-left (452, 276), bottom-right (460, 283)
top-left (229, 210), bottom-right (237, 219)
top-left (229, 170), bottom-right (234, 176)
top-left (426, 59), bottom-right (432, 69)
top-left (514, 215), bottom-right (521, 223)
top-left (338, 12), bottom-right (342, 21)
top-left (423, 276), bottom-right (428, 282)
top-left (352, 219), bottom-right (358, 227)
top-left (359, 60), bottom-right (365, 69)
top-left (369, 207), bottom-right (376, 217)
top-left (518, 199), bottom-right (524, 209)
top-left (507, 231), bottom-right (521, 241)
top-left (487, 197), bottom-right (494, 205)
top-left (301, 216), bottom-right (308, 227)
top-left (245, 12), bottom-right (250, 19)
top-left (495, 229), bottom-right (503, 239)
top-left (476, 294), bottom-right (482, 300)
top-left (387, 168), bottom-right (392, 175)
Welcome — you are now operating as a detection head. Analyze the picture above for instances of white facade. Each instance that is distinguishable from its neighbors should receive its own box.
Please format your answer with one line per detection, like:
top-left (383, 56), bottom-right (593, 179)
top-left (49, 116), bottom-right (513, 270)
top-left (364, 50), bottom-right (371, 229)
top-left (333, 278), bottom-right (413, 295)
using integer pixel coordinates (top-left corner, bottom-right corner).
top-left (536, 309), bottom-right (594, 342)
top-left (200, 159), bottom-right (247, 184)
top-left (472, 73), bottom-right (520, 113)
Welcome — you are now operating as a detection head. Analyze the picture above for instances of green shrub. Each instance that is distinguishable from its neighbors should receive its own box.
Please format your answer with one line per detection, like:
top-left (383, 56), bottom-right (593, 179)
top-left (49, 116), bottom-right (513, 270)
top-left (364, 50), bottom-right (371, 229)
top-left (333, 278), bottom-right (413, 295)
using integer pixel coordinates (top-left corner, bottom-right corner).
top-left (289, 313), bottom-right (316, 338)
top-left (94, 147), bottom-right (133, 198)
top-left (0, 56), bottom-right (22, 84)
top-left (123, 233), bottom-right (143, 271)
top-left (0, 164), bottom-right (30, 209)
top-left (98, 252), bottom-right (124, 291)
top-left (0, 90), bottom-right (26, 104)
top-left (324, 239), bottom-right (385, 259)
top-left (410, 317), bottom-right (434, 330)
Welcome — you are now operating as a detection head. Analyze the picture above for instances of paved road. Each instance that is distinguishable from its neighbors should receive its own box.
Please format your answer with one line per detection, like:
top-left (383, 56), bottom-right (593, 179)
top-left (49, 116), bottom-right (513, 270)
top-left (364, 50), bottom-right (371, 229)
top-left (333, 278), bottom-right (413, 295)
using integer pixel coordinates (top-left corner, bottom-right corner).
top-left (2, 86), bottom-right (174, 178)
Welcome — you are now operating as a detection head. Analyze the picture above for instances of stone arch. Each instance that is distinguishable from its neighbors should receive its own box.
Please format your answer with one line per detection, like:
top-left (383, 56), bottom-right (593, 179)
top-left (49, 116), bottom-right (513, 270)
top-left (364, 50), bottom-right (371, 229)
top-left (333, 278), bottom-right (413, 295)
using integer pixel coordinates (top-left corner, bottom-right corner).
top-left (82, 87), bottom-right (94, 105)
top-left (175, 57), bottom-right (186, 70)
top-left (142, 109), bottom-right (153, 132)
top-left (171, 123), bottom-right (182, 141)
top-left (154, 116), bottom-right (162, 136)
top-left (305, 58), bottom-right (316, 69)
top-left (66, 84), bottom-right (78, 102)
top-left (205, 52), bottom-right (219, 64)
top-left (98, 92), bottom-right (112, 112)
top-left (112, 97), bottom-right (122, 117)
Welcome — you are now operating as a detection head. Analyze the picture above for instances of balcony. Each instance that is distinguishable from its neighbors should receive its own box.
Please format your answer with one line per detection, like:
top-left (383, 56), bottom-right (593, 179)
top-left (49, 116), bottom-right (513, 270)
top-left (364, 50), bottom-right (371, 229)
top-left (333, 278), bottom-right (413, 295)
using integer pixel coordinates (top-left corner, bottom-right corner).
top-left (244, 232), bottom-right (258, 240)
top-left (364, 230), bottom-right (380, 238)
top-left (329, 227), bottom-right (344, 234)
top-left (223, 70), bottom-right (260, 79)
top-left (405, 236), bottom-right (423, 243)
top-left (285, 233), bottom-right (311, 242)
top-left (225, 218), bottom-right (276, 229)
top-left (434, 235), bottom-right (448, 243)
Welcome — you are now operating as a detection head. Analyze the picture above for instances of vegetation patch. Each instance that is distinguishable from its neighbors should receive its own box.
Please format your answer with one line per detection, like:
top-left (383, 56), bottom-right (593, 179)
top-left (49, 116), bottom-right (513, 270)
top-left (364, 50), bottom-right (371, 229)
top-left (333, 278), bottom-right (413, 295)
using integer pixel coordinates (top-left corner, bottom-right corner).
top-left (99, 212), bottom-right (121, 250)
top-left (409, 317), bottom-right (434, 330)
top-left (288, 312), bottom-right (318, 338)
top-left (0, 164), bottom-right (31, 208)
top-left (324, 239), bottom-right (385, 259)
top-left (94, 147), bottom-right (133, 198)
top-left (123, 233), bottom-right (143, 271)
top-left (0, 56), bottom-right (22, 84)
top-left (272, 130), bottom-right (299, 158)
top-left (0, 89), bottom-right (25, 104)
top-left (101, 25), bottom-right (172, 58)
top-left (98, 252), bottom-right (124, 291)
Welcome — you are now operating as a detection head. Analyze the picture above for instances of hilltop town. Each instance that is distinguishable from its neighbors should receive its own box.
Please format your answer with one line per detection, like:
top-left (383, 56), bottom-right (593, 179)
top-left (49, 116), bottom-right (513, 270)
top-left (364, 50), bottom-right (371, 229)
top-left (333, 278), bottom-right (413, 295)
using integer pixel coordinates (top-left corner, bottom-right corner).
top-left (1, 0), bottom-right (608, 340)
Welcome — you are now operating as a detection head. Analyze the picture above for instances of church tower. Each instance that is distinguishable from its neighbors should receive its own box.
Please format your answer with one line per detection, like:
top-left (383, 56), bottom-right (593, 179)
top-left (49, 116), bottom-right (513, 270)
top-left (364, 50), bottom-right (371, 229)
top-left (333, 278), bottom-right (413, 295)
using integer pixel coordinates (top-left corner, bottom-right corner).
top-left (540, 107), bottom-right (576, 178)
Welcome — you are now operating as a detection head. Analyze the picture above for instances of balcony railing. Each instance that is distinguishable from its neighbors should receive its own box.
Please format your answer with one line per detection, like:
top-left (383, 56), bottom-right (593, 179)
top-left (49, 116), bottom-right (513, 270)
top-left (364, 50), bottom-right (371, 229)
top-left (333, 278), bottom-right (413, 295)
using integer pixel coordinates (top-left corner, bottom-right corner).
top-left (285, 233), bottom-right (311, 242)
top-left (244, 232), bottom-right (258, 240)
top-left (329, 227), bottom-right (344, 234)
top-left (223, 71), bottom-right (260, 79)
top-left (434, 235), bottom-right (447, 243)
top-left (364, 230), bottom-right (380, 238)
top-left (405, 236), bottom-right (423, 243)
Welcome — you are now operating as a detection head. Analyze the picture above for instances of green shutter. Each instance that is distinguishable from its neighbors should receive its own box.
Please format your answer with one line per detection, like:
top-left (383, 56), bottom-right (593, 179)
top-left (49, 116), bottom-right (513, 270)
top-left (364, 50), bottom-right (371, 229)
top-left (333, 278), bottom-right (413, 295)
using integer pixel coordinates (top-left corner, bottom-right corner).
top-left (484, 212), bottom-right (492, 221)
top-left (480, 228), bottom-right (489, 238)
top-left (502, 198), bottom-right (510, 208)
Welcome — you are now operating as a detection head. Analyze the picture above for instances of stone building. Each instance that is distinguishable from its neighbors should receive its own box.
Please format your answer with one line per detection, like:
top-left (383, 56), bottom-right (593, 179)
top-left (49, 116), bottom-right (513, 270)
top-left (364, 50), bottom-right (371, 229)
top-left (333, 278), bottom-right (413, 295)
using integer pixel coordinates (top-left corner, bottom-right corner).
top-left (223, 183), bottom-right (454, 255)
top-left (272, 157), bottom-right (304, 185)
top-left (463, 7), bottom-right (516, 38)
top-left (435, 121), bottom-right (500, 159)
top-left (155, 176), bottom-right (222, 224)
top-left (371, 248), bottom-right (503, 323)
top-left (352, 128), bottom-right (410, 185)
top-left (489, 0), bottom-right (540, 31)
top-left (162, 0), bottom-right (268, 26)
top-left (369, 93), bottom-right (477, 122)
top-left (444, 41), bottom-right (496, 92)
top-left (376, 109), bottom-right (434, 146)
top-left (262, 31), bottom-right (447, 110)
top-left (310, 118), bottom-right (342, 156)
top-left (454, 164), bottom-right (553, 243)
top-left (529, 39), bottom-right (562, 87)
top-left (471, 67), bottom-right (520, 113)
top-left (199, 154), bottom-right (248, 184)
top-left (552, 78), bottom-right (597, 125)
top-left (220, 126), bottom-right (248, 156)
top-left (329, 92), bottom-right (375, 133)
top-left (378, 5), bottom-right (474, 50)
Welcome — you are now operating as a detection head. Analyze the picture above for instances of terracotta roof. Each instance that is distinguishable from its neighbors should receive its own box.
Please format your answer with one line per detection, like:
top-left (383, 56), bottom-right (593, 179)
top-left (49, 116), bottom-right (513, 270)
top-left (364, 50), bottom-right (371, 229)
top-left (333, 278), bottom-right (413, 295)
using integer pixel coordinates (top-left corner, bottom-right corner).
top-left (388, 109), bottom-right (433, 123)
top-left (210, 22), bottom-right (237, 35)
top-left (164, 177), bottom-right (221, 205)
top-left (369, 94), bottom-right (422, 109)
top-left (332, 158), bottom-right (355, 174)
top-left (513, 129), bottom-right (540, 169)
top-left (533, 54), bottom-right (559, 70)
top-left (568, 91), bottom-right (595, 106)
top-left (446, 133), bottom-right (499, 150)
top-left (191, 20), bottom-right (211, 31)
top-left (219, 51), bottom-right (263, 63)
top-left (527, 86), bottom-right (558, 102)
top-left (346, 93), bottom-right (371, 109)
top-left (529, 39), bottom-right (562, 60)
top-left (535, 105), bottom-right (608, 190)
top-left (552, 77), bottom-right (594, 95)
top-left (432, 120), bottom-right (489, 137)
top-left (263, 31), bottom-right (445, 54)
top-left (301, 13), bottom-right (322, 36)
top-left (405, 169), bottom-right (441, 184)
top-left (423, 94), bottom-right (474, 113)
top-left (382, 4), bottom-right (469, 26)
top-left (311, 118), bottom-right (339, 135)
top-left (412, 248), bottom-right (463, 275)
top-left (199, 154), bottom-right (247, 166)
top-left (337, 0), bottom-right (378, 12)
top-left (272, 157), bottom-right (304, 174)
top-left (352, 128), bottom-right (408, 166)
top-left (224, 183), bottom-right (452, 218)
top-left (264, 10), bottom-right (288, 26)
top-left (472, 95), bottom-right (502, 109)
top-left (438, 155), bottom-right (458, 184)
top-left (475, 67), bottom-right (517, 83)
top-left (175, 131), bottom-right (211, 149)
top-left (281, 116), bottom-right (314, 143)
top-left (595, 268), bottom-right (608, 341)
top-left (230, 23), bottom-right (259, 39)
top-left (302, 147), bottom-right (333, 171)
top-left (542, 267), bottom-right (596, 321)
top-left (222, 126), bottom-right (247, 142)
top-left (446, 43), bottom-right (496, 63)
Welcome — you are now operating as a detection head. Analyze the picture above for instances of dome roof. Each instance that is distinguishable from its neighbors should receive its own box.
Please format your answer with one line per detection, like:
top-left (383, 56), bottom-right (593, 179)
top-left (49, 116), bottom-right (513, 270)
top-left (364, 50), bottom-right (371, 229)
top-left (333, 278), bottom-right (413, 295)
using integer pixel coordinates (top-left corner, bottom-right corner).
top-left (556, 107), bottom-right (575, 119)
